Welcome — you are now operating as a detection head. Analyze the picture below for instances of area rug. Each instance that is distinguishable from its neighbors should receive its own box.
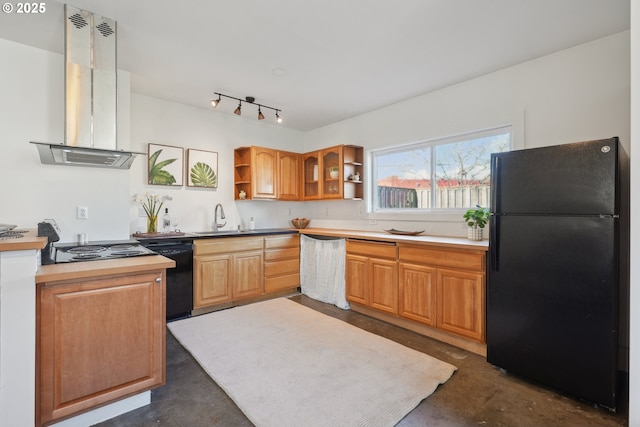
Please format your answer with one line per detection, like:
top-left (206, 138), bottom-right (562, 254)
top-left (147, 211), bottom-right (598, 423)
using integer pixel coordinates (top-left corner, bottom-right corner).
top-left (168, 298), bottom-right (457, 427)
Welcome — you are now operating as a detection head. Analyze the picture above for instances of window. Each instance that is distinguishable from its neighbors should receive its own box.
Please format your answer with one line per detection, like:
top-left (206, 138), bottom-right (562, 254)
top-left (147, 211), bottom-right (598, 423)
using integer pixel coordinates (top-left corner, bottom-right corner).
top-left (371, 126), bottom-right (511, 212)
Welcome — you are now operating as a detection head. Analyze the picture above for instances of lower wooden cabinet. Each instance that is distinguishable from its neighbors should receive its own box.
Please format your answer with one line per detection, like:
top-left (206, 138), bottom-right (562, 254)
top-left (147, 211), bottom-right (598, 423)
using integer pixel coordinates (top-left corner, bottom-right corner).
top-left (398, 262), bottom-right (437, 326)
top-left (346, 239), bottom-right (398, 315)
top-left (399, 244), bottom-right (486, 342)
top-left (264, 234), bottom-right (300, 293)
top-left (193, 236), bottom-right (264, 309)
top-left (36, 270), bottom-right (166, 426)
top-left (194, 234), bottom-right (300, 311)
top-left (436, 268), bottom-right (485, 341)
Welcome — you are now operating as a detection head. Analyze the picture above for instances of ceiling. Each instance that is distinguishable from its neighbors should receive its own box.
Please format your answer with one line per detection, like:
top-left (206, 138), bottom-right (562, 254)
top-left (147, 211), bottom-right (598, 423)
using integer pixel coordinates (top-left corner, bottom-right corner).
top-left (0, 0), bottom-right (629, 132)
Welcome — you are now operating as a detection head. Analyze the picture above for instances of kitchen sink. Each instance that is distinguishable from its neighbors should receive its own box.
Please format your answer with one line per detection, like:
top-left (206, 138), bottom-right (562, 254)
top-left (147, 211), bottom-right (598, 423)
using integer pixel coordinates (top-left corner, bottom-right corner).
top-left (189, 230), bottom-right (257, 236)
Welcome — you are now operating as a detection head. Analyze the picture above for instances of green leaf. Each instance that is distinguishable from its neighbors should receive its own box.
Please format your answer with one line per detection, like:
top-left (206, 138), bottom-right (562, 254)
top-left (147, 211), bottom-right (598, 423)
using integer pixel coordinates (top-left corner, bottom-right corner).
top-left (151, 170), bottom-right (177, 185)
top-left (190, 162), bottom-right (217, 187)
top-left (148, 149), bottom-right (178, 184)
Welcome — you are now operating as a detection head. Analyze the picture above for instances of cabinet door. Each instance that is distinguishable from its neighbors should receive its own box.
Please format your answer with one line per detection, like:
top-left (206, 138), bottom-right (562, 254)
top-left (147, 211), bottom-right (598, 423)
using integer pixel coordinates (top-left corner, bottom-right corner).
top-left (321, 146), bottom-right (343, 199)
top-left (345, 254), bottom-right (368, 304)
top-left (194, 254), bottom-right (232, 308)
top-left (232, 250), bottom-right (264, 299)
top-left (399, 262), bottom-right (437, 326)
top-left (369, 258), bottom-right (398, 314)
top-left (303, 151), bottom-right (321, 200)
top-left (37, 271), bottom-right (165, 426)
top-left (252, 146), bottom-right (277, 199)
top-left (277, 150), bottom-right (301, 200)
top-left (437, 268), bottom-right (485, 341)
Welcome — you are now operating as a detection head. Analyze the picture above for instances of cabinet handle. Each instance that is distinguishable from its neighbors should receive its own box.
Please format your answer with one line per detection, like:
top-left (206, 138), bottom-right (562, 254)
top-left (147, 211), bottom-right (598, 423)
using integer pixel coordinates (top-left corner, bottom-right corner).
top-left (155, 277), bottom-right (162, 283)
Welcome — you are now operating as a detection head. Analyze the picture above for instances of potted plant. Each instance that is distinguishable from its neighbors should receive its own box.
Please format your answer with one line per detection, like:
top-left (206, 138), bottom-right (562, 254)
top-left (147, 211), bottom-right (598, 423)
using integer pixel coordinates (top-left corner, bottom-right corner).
top-left (463, 205), bottom-right (490, 241)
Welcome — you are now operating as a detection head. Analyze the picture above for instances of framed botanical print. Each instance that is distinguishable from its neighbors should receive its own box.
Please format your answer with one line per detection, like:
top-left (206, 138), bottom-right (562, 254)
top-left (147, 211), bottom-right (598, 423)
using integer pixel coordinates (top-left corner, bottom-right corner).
top-left (187, 149), bottom-right (218, 188)
top-left (148, 143), bottom-right (184, 186)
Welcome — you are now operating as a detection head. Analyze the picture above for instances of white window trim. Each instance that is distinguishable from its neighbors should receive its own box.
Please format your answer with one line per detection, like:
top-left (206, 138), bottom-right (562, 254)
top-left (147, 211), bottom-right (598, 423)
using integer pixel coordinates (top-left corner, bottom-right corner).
top-left (366, 124), bottom-right (514, 217)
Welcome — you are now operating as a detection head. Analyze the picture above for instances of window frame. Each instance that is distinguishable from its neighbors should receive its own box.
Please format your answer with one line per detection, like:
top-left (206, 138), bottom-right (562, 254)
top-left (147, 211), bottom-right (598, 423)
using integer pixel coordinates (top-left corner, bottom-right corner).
top-left (367, 125), bottom-right (512, 215)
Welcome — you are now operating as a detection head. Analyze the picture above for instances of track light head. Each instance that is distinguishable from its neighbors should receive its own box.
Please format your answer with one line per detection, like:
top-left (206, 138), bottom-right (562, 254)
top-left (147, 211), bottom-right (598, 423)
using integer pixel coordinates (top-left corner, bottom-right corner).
top-left (234, 101), bottom-right (242, 115)
top-left (210, 94), bottom-right (221, 108)
top-left (276, 111), bottom-right (283, 124)
top-left (258, 107), bottom-right (265, 120)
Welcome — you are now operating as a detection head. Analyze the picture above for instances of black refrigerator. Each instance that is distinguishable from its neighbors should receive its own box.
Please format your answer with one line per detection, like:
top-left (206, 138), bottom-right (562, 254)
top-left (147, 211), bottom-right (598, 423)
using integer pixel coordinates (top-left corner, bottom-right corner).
top-left (487, 137), bottom-right (629, 410)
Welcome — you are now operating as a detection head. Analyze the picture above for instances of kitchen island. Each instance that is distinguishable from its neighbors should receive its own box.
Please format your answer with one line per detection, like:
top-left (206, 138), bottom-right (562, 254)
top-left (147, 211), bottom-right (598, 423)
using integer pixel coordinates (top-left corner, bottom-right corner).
top-left (35, 254), bottom-right (175, 427)
top-left (0, 229), bottom-right (176, 427)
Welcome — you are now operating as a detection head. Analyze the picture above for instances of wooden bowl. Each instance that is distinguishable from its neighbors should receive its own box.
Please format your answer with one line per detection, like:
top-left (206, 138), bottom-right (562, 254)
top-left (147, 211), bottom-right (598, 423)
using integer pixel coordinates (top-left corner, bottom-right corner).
top-left (291, 219), bottom-right (310, 229)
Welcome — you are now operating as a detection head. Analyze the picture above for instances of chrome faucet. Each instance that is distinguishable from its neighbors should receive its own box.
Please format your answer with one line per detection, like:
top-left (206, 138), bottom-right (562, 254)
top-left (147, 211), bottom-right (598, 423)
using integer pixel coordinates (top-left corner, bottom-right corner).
top-left (213, 203), bottom-right (226, 231)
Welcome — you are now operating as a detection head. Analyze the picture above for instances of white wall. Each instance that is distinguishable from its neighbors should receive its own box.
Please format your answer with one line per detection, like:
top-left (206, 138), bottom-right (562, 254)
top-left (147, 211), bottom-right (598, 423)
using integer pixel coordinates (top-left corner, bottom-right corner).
top-left (304, 31), bottom-right (630, 235)
top-left (0, 39), bottom-right (133, 243)
top-left (128, 94), bottom-right (309, 234)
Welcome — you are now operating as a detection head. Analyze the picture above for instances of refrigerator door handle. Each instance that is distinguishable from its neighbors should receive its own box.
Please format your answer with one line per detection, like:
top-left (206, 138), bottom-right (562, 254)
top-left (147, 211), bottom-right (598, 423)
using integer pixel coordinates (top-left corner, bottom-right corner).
top-left (490, 214), bottom-right (499, 271)
top-left (491, 156), bottom-right (500, 213)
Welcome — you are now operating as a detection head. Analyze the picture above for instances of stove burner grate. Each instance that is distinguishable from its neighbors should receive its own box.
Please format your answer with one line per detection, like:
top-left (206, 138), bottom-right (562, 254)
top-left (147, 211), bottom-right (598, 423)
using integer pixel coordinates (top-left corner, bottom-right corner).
top-left (109, 244), bottom-right (137, 250)
top-left (68, 245), bottom-right (107, 254)
top-left (109, 250), bottom-right (145, 257)
top-left (71, 254), bottom-right (102, 260)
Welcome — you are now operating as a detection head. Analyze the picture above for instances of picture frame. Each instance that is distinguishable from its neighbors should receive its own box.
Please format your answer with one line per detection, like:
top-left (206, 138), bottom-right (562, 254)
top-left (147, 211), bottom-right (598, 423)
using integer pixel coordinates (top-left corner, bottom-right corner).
top-left (187, 149), bottom-right (219, 188)
top-left (148, 143), bottom-right (184, 186)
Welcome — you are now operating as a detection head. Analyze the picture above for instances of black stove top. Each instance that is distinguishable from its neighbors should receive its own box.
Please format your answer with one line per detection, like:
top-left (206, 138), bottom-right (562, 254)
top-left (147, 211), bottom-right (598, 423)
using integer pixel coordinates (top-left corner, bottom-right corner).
top-left (53, 240), bottom-right (157, 263)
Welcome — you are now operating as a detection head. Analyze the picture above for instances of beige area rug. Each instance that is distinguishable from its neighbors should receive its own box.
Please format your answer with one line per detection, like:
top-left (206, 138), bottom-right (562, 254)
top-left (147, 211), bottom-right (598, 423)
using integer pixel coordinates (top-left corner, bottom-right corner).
top-left (168, 298), bottom-right (456, 427)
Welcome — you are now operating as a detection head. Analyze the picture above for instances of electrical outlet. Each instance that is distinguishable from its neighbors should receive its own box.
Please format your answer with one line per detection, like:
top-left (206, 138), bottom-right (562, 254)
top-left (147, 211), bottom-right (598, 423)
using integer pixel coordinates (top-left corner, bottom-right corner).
top-left (368, 219), bottom-right (377, 225)
top-left (76, 206), bottom-right (88, 220)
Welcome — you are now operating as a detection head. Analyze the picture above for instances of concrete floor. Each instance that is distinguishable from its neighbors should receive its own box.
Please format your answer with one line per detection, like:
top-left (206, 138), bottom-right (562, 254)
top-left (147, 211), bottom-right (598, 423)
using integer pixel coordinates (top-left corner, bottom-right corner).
top-left (95, 295), bottom-right (628, 427)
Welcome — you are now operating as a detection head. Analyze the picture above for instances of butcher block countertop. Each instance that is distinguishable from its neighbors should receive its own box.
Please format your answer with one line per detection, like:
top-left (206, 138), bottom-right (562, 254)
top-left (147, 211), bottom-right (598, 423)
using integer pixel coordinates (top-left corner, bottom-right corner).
top-left (36, 255), bottom-right (176, 284)
top-left (0, 229), bottom-right (47, 252)
top-left (298, 228), bottom-right (489, 251)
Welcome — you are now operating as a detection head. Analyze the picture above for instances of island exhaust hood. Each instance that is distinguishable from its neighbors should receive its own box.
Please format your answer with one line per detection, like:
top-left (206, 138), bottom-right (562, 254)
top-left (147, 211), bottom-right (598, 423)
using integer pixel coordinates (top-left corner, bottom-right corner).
top-left (32, 5), bottom-right (143, 169)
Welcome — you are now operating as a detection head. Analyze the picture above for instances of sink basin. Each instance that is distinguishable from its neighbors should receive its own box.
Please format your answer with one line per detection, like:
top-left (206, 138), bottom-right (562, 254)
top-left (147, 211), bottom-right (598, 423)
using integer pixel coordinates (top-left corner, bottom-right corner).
top-left (189, 230), bottom-right (256, 236)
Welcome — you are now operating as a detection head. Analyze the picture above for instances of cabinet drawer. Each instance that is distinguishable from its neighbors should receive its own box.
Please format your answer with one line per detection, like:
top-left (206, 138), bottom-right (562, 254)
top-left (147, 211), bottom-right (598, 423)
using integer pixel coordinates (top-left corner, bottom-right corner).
top-left (346, 239), bottom-right (397, 259)
top-left (265, 273), bottom-right (300, 293)
top-left (265, 234), bottom-right (300, 249)
top-left (399, 245), bottom-right (485, 272)
top-left (195, 236), bottom-right (263, 255)
top-left (265, 259), bottom-right (300, 277)
top-left (265, 247), bottom-right (300, 261)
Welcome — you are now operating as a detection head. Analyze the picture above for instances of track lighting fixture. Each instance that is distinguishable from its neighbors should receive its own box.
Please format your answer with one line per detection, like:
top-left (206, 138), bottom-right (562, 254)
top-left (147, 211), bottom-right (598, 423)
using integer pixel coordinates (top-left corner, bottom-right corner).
top-left (209, 92), bottom-right (282, 124)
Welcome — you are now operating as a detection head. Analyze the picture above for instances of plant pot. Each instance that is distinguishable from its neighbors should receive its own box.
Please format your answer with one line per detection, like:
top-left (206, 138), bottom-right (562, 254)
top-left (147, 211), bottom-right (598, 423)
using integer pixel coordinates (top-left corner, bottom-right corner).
top-left (467, 227), bottom-right (483, 241)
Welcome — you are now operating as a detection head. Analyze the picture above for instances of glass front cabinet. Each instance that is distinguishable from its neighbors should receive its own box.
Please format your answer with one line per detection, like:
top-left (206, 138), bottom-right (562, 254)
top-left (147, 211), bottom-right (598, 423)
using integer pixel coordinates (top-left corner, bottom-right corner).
top-left (302, 145), bottom-right (363, 200)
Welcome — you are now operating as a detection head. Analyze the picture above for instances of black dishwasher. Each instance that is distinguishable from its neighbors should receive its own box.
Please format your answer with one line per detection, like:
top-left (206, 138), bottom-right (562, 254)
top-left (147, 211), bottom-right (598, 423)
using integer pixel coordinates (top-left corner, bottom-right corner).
top-left (141, 239), bottom-right (193, 321)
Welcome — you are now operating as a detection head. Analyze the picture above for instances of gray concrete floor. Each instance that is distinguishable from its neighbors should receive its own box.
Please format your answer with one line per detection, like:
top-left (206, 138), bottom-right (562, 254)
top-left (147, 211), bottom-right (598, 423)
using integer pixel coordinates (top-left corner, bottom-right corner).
top-left (95, 295), bottom-right (628, 427)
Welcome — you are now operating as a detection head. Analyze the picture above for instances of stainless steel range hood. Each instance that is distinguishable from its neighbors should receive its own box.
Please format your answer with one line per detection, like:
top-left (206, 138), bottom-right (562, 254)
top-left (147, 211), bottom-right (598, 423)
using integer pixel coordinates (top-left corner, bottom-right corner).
top-left (32, 5), bottom-right (143, 169)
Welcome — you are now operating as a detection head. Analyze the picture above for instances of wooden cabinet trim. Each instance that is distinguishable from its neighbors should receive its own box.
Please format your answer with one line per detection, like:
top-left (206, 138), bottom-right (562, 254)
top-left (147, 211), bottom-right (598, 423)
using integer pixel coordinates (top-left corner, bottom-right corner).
top-left (195, 236), bottom-right (264, 255)
top-left (264, 234), bottom-right (300, 250)
top-left (399, 244), bottom-right (485, 272)
top-left (347, 239), bottom-right (397, 259)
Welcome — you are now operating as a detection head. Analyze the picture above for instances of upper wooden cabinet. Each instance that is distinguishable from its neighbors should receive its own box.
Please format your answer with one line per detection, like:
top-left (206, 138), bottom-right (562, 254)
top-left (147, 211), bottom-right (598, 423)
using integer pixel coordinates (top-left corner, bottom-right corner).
top-left (277, 150), bottom-right (301, 200)
top-left (234, 146), bottom-right (301, 200)
top-left (303, 145), bottom-right (363, 200)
